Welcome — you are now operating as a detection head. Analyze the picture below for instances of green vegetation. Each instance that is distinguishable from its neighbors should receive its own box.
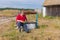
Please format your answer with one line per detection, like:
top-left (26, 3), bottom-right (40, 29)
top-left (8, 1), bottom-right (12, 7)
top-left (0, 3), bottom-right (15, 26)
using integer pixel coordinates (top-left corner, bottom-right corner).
top-left (44, 16), bottom-right (55, 19)
top-left (0, 8), bottom-right (34, 11)
top-left (38, 14), bottom-right (43, 18)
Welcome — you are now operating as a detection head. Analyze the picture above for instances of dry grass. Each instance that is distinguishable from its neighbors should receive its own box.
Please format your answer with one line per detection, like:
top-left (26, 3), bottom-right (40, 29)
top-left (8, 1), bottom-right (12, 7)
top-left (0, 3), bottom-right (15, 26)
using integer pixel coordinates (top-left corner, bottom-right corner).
top-left (0, 13), bottom-right (60, 40)
top-left (0, 10), bottom-right (19, 17)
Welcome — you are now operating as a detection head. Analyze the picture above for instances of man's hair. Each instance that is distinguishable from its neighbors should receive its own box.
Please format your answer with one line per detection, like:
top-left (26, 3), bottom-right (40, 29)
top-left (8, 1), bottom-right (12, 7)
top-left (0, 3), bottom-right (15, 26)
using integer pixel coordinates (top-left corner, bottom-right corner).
top-left (18, 9), bottom-right (25, 14)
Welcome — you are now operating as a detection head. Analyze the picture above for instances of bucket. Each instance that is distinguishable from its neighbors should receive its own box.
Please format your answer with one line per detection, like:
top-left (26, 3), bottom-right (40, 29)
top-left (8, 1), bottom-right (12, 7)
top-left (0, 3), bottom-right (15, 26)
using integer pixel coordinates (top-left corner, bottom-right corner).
top-left (25, 22), bottom-right (36, 30)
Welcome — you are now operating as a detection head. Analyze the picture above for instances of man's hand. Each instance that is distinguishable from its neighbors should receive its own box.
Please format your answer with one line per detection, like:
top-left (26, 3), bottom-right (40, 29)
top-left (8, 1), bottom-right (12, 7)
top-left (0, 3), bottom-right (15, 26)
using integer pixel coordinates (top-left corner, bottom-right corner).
top-left (17, 20), bottom-right (25, 23)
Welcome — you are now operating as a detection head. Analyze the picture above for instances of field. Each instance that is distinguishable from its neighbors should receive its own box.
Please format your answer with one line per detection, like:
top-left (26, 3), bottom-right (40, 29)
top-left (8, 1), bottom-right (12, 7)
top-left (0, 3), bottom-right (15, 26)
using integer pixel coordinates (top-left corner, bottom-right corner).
top-left (0, 10), bottom-right (60, 40)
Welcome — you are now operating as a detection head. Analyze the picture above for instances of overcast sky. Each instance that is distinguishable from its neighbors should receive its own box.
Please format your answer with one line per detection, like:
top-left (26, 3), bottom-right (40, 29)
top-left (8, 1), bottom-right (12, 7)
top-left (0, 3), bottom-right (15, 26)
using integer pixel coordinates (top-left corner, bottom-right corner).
top-left (0, 0), bottom-right (44, 9)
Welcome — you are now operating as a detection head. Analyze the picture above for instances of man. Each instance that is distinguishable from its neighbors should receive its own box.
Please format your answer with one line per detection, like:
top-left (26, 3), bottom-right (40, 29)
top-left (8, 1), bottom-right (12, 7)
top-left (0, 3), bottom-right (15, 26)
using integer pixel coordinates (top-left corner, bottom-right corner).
top-left (16, 10), bottom-right (29, 33)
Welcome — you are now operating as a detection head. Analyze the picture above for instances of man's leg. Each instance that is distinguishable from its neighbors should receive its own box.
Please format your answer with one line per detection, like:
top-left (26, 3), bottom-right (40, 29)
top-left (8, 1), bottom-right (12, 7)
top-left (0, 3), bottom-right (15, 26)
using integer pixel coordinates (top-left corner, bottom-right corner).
top-left (23, 24), bottom-right (30, 33)
top-left (16, 22), bottom-right (22, 32)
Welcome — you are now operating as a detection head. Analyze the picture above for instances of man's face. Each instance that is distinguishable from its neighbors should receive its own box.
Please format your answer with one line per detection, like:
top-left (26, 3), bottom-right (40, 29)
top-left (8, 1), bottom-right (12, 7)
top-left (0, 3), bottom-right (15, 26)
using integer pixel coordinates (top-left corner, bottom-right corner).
top-left (21, 11), bottom-right (24, 15)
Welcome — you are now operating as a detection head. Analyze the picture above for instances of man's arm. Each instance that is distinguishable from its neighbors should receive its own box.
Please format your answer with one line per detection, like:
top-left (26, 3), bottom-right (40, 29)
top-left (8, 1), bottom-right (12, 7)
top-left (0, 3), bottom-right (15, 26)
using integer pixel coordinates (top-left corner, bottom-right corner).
top-left (25, 15), bottom-right (27, 21)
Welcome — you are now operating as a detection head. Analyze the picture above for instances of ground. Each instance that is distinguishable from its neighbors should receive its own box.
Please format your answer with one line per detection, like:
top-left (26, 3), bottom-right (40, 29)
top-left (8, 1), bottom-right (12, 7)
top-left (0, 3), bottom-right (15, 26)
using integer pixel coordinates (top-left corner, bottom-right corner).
top-left (0, 13), bottom-right (60, 40)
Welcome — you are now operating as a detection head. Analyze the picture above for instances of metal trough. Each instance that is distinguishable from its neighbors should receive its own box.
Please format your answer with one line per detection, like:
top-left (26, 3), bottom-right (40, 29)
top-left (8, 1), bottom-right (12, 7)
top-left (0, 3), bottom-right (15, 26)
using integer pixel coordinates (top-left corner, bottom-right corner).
top-left (25, 22), bottom-right (36, 30)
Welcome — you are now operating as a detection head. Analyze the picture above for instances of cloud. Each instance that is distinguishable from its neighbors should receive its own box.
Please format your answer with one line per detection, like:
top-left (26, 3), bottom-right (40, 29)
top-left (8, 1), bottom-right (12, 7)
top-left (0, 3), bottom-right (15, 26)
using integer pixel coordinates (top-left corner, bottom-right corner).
top-left (0, 0), bottom-right (44, 9)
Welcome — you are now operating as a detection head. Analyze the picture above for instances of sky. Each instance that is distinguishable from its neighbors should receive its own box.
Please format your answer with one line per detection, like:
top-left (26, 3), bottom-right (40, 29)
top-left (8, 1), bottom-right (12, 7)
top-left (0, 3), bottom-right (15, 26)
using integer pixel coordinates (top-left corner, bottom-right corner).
top-left (0, 0), bottom-right (44, 9)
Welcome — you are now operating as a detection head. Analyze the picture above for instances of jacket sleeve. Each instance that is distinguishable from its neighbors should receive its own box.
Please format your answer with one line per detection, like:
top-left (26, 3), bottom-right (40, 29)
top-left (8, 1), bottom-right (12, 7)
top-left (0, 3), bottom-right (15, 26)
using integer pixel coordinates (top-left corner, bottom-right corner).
top-left (24, 15), bottom-right (27, 21)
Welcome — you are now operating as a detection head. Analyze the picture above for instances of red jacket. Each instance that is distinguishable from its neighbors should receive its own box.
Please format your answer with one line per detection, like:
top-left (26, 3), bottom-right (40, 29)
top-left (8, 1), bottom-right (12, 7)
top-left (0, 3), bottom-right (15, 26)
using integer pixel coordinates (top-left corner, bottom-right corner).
top-left (16, 14), bottom-right (27, 22)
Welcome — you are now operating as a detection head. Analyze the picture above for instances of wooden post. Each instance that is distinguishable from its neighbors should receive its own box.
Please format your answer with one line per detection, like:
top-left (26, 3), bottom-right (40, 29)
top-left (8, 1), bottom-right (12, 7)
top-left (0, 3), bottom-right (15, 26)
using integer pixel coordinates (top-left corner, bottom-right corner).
top-left (43, 7), bottom-right (46, 17)
top-left (36, 13), bottom-right (38, 28)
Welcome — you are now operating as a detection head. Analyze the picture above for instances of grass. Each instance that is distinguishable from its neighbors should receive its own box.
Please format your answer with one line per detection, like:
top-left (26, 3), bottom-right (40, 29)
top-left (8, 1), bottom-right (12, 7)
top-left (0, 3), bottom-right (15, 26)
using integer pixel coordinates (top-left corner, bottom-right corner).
top-left (0, 12), bottom-right (60, 40)
top-left (40, 24), bottom-right (48, 29)
top-left (55, 26), bottom-right (60, 30)
top-left (44, 16), bottom-right (55, 19)
top-left (0, 10), bottom-right (19, 17)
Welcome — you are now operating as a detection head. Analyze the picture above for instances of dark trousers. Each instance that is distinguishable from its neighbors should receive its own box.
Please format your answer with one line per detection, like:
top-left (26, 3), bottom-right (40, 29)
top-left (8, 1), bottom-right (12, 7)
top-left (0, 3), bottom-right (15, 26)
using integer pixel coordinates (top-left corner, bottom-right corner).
top-left (17, 22), bottom-right (29, 32)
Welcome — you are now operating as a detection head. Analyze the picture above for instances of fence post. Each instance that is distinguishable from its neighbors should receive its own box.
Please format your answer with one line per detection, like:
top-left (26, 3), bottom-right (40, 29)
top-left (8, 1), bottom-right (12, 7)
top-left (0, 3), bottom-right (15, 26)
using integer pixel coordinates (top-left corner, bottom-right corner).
top-left (36, 13), bottom-right (38, 28)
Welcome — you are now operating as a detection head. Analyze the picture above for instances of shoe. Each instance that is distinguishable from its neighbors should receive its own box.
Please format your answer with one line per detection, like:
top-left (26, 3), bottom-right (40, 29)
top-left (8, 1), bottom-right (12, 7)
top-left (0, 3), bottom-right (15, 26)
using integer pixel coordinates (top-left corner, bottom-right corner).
top-left (15, 27), bottom-right (18, 29)
top-left (26, 31), bottom-right (30, 33)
